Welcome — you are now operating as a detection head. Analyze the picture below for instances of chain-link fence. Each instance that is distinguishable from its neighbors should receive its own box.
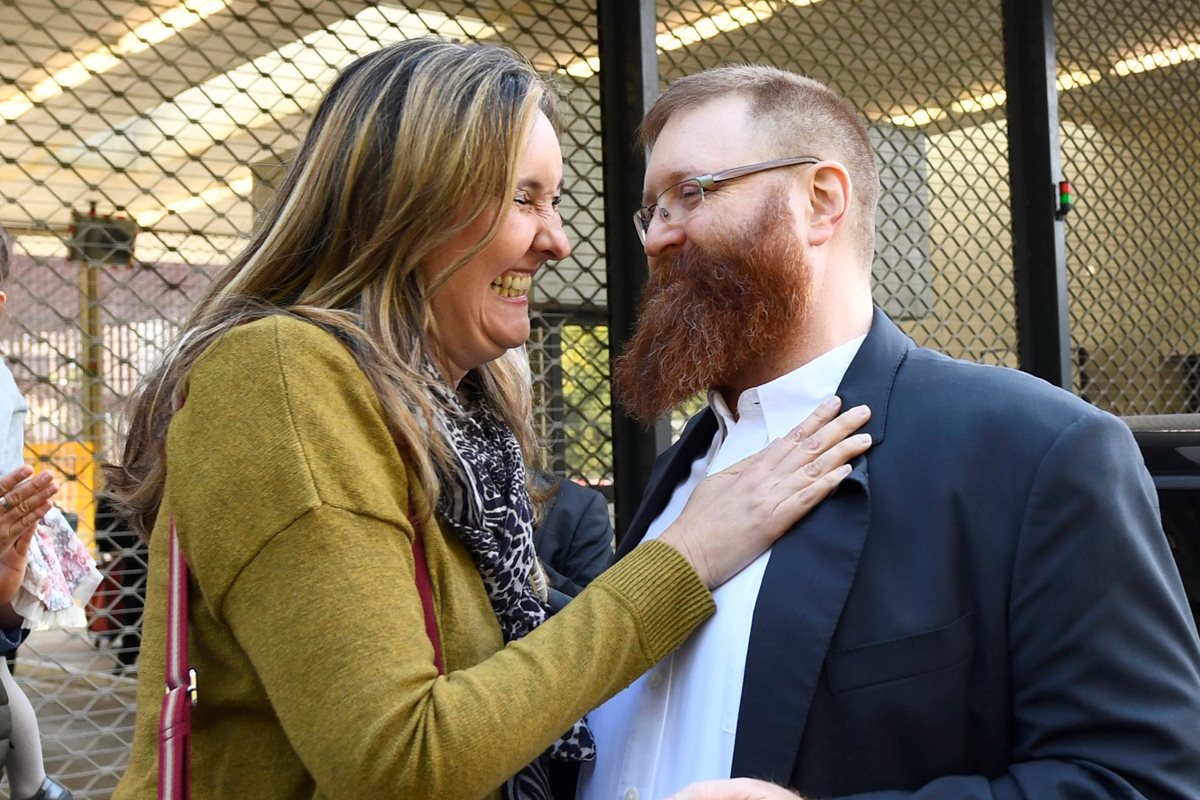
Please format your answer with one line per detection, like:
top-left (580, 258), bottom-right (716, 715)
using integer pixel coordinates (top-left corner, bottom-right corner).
top-left (1056, 0), bottom-right (1200, 414)
top-left (1, 1), bottom-right (611, 795)
top-left (656, 0), bottom-right (1017, 370)
top-left (0, 0), bottom-right (1197, 796)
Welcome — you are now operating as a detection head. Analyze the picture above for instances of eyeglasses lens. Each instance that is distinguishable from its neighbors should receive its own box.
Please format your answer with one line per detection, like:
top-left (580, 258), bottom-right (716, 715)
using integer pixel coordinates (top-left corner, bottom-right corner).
top-left (633, 178), bottom-right (708, 244)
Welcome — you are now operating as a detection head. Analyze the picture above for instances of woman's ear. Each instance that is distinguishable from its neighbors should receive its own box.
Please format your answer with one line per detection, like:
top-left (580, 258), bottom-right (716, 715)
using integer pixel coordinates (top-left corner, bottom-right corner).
top-left (0, 291), bottom-right (8, 312)
top-left (806, 162), bottom-right (852, 247)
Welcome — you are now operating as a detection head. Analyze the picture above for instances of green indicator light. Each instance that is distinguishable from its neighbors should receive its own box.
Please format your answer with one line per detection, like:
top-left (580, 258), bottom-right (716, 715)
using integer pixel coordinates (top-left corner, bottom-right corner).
top-left (1056, 180), bottom-right (1074, 220)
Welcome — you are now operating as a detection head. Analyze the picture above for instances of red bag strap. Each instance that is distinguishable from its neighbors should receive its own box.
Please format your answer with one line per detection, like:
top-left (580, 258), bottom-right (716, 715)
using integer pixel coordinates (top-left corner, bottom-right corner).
top-left (156, 502), bottom-right (441, 800)
top-left (159, 514), bottom-right (195, 800)
top-left (411, 507), bottom-right (444, 675)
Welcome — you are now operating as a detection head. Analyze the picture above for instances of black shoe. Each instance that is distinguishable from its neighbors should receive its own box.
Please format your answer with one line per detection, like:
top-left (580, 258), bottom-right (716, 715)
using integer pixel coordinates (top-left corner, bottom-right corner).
top-left (24, 776), bottom-right (73, 800)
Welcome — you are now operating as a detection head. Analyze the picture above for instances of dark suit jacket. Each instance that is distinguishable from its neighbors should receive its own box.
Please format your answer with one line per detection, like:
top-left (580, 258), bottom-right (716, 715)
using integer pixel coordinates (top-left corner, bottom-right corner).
top-left (532, 475), bottom-right (614, 613)
top-left (615, 308), bottom-right (1200, 798)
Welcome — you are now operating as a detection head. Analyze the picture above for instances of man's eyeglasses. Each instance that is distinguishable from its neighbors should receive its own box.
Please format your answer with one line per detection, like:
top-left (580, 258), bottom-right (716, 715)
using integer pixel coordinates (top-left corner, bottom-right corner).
top-left (633, 156), bottom-right (820, 244)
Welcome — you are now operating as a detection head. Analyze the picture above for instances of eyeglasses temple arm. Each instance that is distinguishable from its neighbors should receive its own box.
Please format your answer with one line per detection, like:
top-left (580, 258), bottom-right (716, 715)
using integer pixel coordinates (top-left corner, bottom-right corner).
top-left (705, 156), bottom-right (821, 186)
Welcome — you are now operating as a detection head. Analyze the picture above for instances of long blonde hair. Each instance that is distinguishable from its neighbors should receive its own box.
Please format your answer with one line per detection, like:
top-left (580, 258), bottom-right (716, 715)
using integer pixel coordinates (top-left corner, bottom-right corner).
top-left (104, 38), bottom-right (557, 538)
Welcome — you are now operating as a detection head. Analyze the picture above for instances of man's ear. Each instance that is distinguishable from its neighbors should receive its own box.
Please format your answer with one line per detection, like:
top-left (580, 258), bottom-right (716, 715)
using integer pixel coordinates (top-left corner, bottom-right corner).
top-left (806, 162), bottom-right (852, 247)
top-left (0, 291), bottom-right (7, 312)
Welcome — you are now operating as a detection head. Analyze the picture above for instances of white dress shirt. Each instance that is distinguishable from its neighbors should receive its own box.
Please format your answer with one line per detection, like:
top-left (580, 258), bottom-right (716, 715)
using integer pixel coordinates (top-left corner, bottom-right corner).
top-left (577, 335), bottom-right (865, 800)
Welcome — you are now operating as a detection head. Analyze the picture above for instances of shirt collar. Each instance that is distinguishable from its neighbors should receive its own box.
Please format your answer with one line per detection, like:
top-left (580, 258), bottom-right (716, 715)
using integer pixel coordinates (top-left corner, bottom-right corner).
top-left (707, 334), bottom-right (867, 442)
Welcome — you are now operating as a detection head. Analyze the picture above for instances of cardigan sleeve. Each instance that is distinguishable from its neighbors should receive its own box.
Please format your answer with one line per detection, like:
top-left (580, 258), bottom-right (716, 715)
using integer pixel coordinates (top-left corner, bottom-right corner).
top-left (226, 514), bottom-right (705, 799)
top-left (170, 316), bottom-right (715, 799)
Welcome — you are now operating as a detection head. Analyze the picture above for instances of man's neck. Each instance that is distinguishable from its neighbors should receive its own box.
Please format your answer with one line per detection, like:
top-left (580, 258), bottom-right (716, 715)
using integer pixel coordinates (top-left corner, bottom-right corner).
top-left (718, 296), bottom-right (872, 415)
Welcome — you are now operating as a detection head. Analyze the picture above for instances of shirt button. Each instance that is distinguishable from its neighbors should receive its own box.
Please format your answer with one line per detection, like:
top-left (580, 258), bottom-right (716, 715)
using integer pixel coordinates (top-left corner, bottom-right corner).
top-left (647, 672), bottom-right (663, 689)
top-left (624, 790), bottom-right (639, 800)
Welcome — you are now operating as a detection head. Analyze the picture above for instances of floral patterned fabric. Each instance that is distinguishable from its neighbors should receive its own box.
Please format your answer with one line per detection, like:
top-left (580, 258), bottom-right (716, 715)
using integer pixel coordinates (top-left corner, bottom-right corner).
top-left (12, 505), bottom-right (102, 630)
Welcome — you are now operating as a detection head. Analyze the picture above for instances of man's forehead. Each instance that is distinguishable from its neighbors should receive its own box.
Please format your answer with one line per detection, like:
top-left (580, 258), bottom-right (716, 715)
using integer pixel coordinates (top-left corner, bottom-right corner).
top-left (663, 92), bottom-right (751, 130)
top-left (644, 162), bottom-right (702, 188)
top-left (644, 96), bottom-right (756, 180)
top-left (658, 101), bottom-right (746, 149)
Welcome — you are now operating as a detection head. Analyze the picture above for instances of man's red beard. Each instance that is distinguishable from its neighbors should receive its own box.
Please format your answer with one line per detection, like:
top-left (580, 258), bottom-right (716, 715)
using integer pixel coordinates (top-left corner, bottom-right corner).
top-left (614, 194), bottom-right (811, 424)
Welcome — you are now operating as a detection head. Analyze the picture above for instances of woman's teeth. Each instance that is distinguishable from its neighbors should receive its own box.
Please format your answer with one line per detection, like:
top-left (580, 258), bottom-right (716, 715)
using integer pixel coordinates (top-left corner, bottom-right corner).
top-left (490, 274), bottom-right (532, 298)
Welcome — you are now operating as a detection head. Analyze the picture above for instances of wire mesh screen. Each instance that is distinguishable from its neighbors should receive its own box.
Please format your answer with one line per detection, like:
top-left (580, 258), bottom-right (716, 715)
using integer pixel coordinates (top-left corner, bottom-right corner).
top-left (654, 0), bottom-right (1018, 372)
top-left (1055, 0), bottom-right (1200, 414)
top-left (0, 1), bottom-right (603, 795)
top-left (3, 0), bottom-right (1191, 795)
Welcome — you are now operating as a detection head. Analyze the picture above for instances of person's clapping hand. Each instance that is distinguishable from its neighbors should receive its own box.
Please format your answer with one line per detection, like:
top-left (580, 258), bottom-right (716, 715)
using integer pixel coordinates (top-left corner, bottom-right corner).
top-left (664, 778), bottom-right (803, 800)
top-left (0, 465), bottom-right (58, 608)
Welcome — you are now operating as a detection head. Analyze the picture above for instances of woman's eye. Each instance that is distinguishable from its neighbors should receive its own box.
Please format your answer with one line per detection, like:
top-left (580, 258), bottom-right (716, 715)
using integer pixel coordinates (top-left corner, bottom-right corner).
top-left (551, 195), bottom-right (563, 208)
top-left (513, 195), bottom-right (531, 206)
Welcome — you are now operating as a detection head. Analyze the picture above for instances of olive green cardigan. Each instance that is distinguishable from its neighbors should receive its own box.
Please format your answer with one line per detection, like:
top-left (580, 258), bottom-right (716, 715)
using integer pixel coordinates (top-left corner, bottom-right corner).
top-left (114, 316), bottom-right (715, 800)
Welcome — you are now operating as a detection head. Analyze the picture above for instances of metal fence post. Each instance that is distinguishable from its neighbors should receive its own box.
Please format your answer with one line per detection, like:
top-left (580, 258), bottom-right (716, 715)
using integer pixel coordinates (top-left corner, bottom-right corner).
top-left (1004, 0), bottom-right (1072, 387)
top-left (599, 0), bottom-right (669, 540)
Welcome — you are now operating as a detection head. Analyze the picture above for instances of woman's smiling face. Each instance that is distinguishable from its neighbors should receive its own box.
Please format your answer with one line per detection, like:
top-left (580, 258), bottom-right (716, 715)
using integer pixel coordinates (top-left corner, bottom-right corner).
top-left (424, 111), bottom-right (570, 385)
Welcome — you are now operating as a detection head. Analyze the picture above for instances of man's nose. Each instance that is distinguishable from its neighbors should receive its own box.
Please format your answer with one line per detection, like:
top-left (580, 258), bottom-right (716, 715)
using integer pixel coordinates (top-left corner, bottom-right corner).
top-left (642, 214), bottom-right (685, 259)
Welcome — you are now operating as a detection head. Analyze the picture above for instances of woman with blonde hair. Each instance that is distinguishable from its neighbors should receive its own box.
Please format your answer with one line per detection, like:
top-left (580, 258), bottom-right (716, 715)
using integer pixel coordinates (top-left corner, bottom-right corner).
top-left (105, 38), bottom-right (870, 799)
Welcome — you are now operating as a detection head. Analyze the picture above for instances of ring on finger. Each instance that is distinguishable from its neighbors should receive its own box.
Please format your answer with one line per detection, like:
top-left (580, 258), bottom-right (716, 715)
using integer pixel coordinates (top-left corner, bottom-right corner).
top-left (0, 495), bottom-right (10, 512)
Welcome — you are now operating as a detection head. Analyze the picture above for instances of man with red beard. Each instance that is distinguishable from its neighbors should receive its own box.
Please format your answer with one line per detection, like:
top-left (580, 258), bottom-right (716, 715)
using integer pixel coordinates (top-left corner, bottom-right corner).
top-left (576, 66), bottom-right (1200, 800)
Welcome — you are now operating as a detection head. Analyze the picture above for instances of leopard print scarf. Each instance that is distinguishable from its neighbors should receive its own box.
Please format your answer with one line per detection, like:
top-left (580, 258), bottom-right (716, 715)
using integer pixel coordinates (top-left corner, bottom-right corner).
top-left (430, 376), bottom-right (595, 800)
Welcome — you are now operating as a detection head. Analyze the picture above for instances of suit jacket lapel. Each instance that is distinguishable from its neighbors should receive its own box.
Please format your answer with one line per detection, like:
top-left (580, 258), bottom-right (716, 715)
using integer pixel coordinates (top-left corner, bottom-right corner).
top-left (731, 307), bottom-right (912, 782)
top-left (615, 411), bottom-right (718, 559)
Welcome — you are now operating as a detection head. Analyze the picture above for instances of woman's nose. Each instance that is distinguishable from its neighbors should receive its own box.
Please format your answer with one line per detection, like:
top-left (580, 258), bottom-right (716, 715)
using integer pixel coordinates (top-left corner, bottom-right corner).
top-left (538, 214), bottom-right (571, 261)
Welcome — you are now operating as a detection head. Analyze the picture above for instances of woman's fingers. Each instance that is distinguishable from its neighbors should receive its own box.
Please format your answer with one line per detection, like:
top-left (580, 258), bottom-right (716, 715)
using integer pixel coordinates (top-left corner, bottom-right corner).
top-left (0, 464), bottom-right (52, 567)
top-left (0, 465), bottom-right (34, 497)
top-left (0, 504), bottom-right (49, 556)
top-left (788, 395), bottom-right (845, 447)
top-left (752, 396), bottom-right (843, 470)
top-left (775, 461), bottom-right (855, 522)
top-left (660, 401), bottom-right (872, 589)
top-left (751, 413), bottom-right (871, 528)
top-left (0, 470), bottom-right (57, 557)
top-left (0, 525), bottom-right (36, 568)
top-left (745, 403), bottom-right (871, 484)
top-left (782, 403), bottom-right (871, 462)
top-left (16, 500), bottom-right (52, 533)
top-left (11, 526), bottom-right (34, 558)
top-left (0, 470), bottom-right (57, 520)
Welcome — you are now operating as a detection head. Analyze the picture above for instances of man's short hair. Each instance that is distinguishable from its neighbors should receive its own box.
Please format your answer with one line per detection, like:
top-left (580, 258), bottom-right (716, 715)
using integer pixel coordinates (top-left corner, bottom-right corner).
top-left (640, 65), bottom-right (880, 261)
top-left (0, 224), bottom-right (11, 284)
